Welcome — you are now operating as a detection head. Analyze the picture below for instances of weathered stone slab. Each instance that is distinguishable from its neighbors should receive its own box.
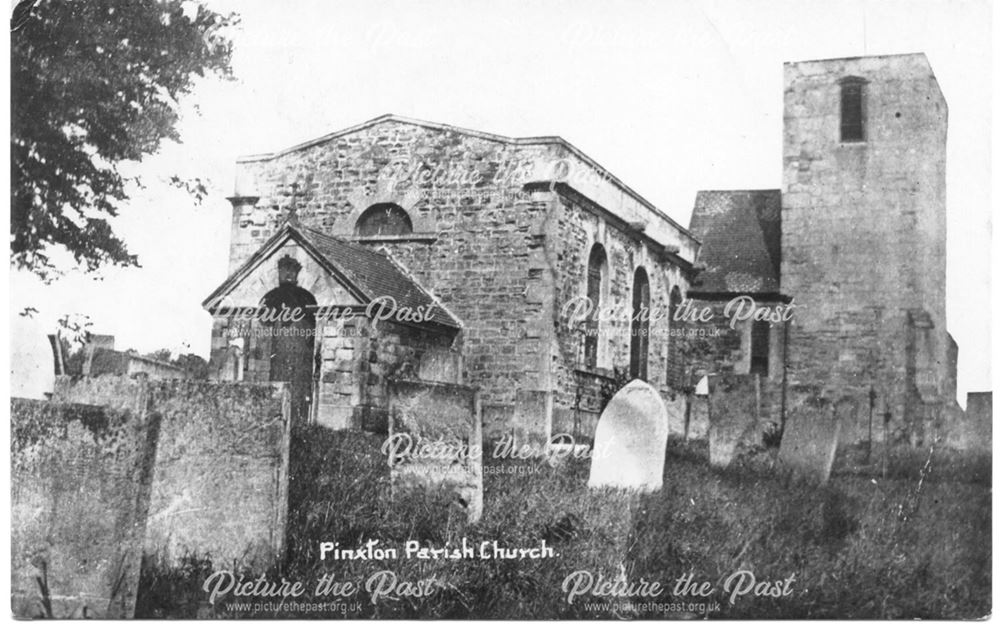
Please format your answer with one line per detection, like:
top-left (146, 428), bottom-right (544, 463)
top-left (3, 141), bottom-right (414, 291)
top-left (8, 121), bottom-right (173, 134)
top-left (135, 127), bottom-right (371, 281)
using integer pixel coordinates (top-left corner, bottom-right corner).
top-left (51, 376), bottom-right (294, 571)
top-left (143, 381), bottom-right (292, 570)
top-left (11, 399), bottom-right (158, 619)
top-left (51, 374), bottom-right (145, 412)
top-left (707, 374), bottom-right (758, 467)
top-left (386, 379), bottom-right (483, 523)
top-left (688, 394), bottom-right (710, 440)
top-left (778, 395), bottom-right (844, 484)
top-left (508, 389), bottom-right (553, 449)
top-left (665, 393), bottom-right (687, 438)
top-left (416, 348), bottom-right (462, 384)
top-left (588, 379), bottom-right (669, 492)
top-left (963, 392), bottom-right (992, 452)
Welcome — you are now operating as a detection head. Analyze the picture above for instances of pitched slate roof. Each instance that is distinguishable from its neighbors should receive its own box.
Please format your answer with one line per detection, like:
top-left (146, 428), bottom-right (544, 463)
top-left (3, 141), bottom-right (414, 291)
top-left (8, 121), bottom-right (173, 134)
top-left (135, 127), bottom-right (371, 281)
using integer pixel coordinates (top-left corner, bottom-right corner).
top-left (688, 190), bottom-right (782, 295)
top-left (296, 225), bottom-right (460, 329)
top-left (203, 223), bottom-right (461, 330)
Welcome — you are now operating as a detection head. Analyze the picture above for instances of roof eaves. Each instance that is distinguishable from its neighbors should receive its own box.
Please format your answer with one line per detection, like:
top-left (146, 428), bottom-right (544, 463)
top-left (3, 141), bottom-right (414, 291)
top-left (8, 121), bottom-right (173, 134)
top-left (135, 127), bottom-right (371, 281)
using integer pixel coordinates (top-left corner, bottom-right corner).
top-left (201, 228), bottom-right (293, 310)
top-left (201, 224), bottom-right (372, 311)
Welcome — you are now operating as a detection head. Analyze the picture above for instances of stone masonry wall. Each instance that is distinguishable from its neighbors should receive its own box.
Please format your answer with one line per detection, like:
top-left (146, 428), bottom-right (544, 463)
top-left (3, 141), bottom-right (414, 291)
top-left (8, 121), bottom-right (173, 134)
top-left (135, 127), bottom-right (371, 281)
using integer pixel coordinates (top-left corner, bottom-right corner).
top-left (549, 189), bottom-right (689, 437)
top-left (225, 119), bottom-right (698, 424)
top-left (782, 54), bottom-right (949, 432)
top-left (360, 319), bottom-right (460, 432)
top-left (230, 122), bottom-right (550, 408)
top-left (684, 298), bottom-right (788, 425)
top-left (52, 374), bottom-right (146, 412)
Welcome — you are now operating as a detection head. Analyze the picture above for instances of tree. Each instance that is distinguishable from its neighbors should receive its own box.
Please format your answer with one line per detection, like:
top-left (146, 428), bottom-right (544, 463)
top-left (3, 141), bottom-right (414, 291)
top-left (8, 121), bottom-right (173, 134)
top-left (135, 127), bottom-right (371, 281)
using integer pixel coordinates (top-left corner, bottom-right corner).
top-left (174, 352), bottom-right (210, 380)
top-left (10, 0), bottom-right (236, 280)
top-left (147, 348), bottom-right (174, 362)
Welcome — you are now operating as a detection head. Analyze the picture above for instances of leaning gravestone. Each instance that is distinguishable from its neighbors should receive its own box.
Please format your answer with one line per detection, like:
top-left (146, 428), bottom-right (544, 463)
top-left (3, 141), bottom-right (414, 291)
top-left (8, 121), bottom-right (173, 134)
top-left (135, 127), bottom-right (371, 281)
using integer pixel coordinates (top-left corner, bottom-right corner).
top-left (707, 374), bottom-right (759, 467)
top-left (777, 395), bottom-right (844, 484)
top-left (588, 379), bottom-right (669, 492)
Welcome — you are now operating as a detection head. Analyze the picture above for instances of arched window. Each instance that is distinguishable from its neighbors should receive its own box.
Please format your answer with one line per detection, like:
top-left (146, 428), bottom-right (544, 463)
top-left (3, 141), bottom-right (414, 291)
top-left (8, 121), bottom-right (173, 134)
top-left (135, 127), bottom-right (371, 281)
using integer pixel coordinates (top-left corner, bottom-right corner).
top-left (840, 76), bottom-right (868, 142)
top-left (629, 267), bottom-right (650, 380)
top-left (584, 244), bottom-right (607, 368)
top-left (667, 286), bottom-right (683, 387)
top-left (355, 203), bottom-right (413, 237)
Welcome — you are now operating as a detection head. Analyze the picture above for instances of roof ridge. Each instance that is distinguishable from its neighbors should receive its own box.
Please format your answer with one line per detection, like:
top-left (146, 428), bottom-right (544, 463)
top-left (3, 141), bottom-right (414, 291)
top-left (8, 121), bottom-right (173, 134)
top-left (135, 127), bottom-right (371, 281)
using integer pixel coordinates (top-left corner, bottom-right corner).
top-left (234, 114), bottom-right (697, 242)
top-left (695, 188), bottom-right (781, 194)
top-left (784, 51), bottom-right (930, 65)
top-left (236, 114), bottom-right (561, 162)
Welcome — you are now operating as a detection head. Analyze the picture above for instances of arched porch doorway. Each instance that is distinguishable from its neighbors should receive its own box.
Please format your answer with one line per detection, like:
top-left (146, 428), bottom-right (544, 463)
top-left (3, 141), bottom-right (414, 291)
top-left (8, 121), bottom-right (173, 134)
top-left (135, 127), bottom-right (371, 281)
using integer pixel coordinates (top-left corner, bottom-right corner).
top-left (261, 278), bottom-right (316, 425)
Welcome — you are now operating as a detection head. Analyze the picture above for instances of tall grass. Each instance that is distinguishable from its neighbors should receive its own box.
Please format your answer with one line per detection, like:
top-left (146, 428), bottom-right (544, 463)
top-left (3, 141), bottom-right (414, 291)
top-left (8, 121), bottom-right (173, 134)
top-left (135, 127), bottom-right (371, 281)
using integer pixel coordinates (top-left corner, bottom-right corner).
top-left (135, 429), bottom-right (991, 619)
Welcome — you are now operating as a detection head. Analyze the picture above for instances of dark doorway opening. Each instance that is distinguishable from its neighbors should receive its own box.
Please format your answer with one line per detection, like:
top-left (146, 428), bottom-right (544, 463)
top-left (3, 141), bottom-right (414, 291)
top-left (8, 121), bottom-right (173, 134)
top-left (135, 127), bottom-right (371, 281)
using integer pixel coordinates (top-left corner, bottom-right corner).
top-left (261, 284), bottom-right (316, 425)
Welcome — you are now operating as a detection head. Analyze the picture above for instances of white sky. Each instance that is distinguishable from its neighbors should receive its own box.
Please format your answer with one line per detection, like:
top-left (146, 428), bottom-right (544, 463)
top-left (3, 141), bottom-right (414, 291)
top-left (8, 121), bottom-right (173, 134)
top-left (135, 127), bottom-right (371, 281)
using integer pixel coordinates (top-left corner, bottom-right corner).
top-left (8, 0), bottom-right (992, 403)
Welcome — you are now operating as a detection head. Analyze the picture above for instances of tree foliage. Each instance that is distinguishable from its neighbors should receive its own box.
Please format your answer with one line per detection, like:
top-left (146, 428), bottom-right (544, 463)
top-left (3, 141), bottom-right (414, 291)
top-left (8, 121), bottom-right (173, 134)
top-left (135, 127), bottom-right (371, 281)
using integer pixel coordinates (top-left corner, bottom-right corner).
top-left (11, 0), bottom-right (236, 279)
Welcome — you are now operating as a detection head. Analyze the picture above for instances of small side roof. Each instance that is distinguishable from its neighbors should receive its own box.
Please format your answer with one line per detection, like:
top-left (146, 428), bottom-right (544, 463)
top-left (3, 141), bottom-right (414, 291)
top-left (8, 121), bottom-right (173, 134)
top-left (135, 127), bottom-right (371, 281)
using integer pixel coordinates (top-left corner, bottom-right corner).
top-left (688, 190), bottom-right (782, 296)
top-left (203, 223), bottom-right (461, 330)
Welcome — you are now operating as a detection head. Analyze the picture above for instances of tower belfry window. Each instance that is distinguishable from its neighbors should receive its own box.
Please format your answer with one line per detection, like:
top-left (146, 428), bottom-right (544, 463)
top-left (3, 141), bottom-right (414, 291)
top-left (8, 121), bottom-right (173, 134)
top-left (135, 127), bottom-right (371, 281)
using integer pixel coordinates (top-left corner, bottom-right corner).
top-left (840, 77), bottom-right (867, 142)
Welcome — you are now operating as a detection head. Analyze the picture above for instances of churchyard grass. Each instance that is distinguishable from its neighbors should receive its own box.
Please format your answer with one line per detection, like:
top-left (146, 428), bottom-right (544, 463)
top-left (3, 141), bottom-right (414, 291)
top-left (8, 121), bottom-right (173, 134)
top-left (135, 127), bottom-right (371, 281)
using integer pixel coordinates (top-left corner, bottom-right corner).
top-left (136, 428), bottom-right (990, 619)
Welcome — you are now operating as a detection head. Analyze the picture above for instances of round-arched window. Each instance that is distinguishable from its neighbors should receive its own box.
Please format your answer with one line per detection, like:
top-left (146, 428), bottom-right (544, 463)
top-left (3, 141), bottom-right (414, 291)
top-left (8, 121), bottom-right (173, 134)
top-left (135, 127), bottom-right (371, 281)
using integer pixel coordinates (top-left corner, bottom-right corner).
top-left (355, 203), bottom-right (413, 237)
top-left (667, 286), bottom-right (683, 387)
top-left (584, 243), bottom-right (608, 368)
top-left (629, 267), bottom-right (651, 381)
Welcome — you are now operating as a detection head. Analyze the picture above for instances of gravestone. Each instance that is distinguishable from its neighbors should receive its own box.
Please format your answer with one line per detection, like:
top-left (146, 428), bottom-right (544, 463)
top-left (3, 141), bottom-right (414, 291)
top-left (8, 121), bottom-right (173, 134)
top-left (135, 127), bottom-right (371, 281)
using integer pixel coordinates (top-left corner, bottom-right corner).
top-left (778, 395), bottom-right (844, 484)
top-left (416, 348), bottom-right (462, 384)
top-left (707, 374), bottom-right (758, 467)
top-left (387, 380), bottom-right (483, 523)
top-left (11, 399), bottom-right (158, 619)
top-left (588, 379), bottom-right (669, 492)
top-left (688, 395), bottom-right (710, 440)
top-left (509, 389), bottom-right (553, 450)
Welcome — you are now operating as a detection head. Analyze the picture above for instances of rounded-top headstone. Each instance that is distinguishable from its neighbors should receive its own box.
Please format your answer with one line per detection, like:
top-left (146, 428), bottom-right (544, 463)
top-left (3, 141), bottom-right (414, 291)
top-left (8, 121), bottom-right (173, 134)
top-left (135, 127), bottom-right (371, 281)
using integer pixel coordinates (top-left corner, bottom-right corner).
top-left (588, 379), bottom-right (669, 492)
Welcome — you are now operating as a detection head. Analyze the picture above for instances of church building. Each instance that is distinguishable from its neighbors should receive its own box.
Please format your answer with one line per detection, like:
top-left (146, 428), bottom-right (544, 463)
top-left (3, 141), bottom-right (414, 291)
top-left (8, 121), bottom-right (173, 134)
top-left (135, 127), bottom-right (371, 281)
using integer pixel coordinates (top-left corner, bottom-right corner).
top-left (204, 52), bottom-right (963, 449)
top-left (204, 112), bottom-right (697, 439)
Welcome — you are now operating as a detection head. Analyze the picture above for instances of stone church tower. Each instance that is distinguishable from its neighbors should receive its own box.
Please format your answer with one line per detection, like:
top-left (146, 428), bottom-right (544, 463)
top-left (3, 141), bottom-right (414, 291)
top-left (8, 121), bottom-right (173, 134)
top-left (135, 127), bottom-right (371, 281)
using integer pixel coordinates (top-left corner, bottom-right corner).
top-left (781, 53), bottom-right (953, 444)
